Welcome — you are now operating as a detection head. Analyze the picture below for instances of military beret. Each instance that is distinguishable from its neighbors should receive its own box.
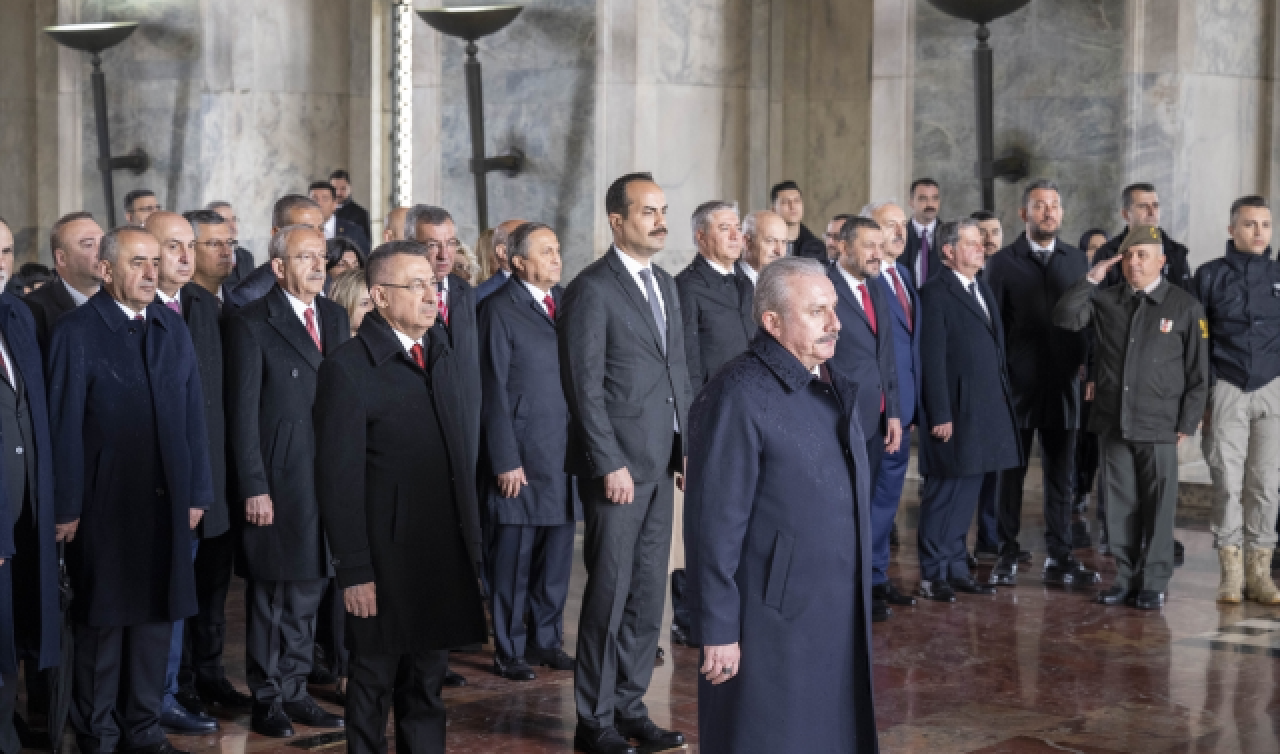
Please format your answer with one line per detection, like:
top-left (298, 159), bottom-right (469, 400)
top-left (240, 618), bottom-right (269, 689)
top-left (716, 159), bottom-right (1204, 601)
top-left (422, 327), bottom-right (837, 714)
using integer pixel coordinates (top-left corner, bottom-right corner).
top-left (1118, 224), bottom-right (1163, 254)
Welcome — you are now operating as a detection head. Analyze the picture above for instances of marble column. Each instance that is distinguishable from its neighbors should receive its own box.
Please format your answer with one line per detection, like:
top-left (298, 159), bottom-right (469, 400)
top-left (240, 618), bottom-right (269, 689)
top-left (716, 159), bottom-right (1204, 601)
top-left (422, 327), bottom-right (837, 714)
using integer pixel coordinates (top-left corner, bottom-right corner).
top-left (870, 0), bottom-right (916, 205)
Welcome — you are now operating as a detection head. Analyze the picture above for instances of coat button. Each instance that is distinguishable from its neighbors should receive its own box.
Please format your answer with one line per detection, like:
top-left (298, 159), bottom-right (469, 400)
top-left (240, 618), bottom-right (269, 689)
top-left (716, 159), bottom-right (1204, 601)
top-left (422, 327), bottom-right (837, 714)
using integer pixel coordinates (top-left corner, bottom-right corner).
top-left (14, 447), bottom-right (22, 455)
top-left (666, 397), bottom-right (673, 404)
top-left (291, 369), bottom-right (299, 377)
top-left (156, 488), bottom-right (166, 496)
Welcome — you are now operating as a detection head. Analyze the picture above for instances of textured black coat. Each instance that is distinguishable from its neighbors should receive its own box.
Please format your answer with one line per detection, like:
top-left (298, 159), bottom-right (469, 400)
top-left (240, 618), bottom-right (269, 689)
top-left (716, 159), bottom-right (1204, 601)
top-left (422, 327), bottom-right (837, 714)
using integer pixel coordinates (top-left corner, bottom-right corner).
top-left (430, 273), bottom-right (481, 475)
top-left (478, 278), bottom-right (579, 526)
top-left (226, 262), bottom-right (277, 310)
top-left (224, 285), bottom-right (349, 581)
top-left (314, 311), bottom-right (487, 654)
top-left (23, 276), bottom-right (78, 351)
top-left (180, 283), bottom-right (230, 538)
top-left (676, 255), bottom-right (756, 391)
top-left (48, 292), bottom-right (213, 625)
top-left (983, 233), bottom-right (1090, 430)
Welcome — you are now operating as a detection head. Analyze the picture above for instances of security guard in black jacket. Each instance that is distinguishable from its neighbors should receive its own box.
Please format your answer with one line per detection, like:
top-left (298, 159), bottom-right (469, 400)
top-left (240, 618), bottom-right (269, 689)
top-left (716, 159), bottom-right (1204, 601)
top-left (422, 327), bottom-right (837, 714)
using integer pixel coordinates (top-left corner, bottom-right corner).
top-left (1054, 225), bottom-right (1208, 610)
top-left (1090, 183), bottom-right (1194, 292)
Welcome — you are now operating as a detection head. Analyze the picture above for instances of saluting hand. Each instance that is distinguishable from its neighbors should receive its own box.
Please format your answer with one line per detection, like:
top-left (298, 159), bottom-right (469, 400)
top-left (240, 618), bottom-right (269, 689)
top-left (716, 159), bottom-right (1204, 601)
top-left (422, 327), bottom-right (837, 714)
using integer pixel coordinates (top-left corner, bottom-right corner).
top-left (1086, 254), bottom-right (1123, 284)
top-left (497, 468), bottom-right (528, 498)
top-left (345, 582), bottom-right (377, 618)
top-left (245, 494), bottom-right (274, 526)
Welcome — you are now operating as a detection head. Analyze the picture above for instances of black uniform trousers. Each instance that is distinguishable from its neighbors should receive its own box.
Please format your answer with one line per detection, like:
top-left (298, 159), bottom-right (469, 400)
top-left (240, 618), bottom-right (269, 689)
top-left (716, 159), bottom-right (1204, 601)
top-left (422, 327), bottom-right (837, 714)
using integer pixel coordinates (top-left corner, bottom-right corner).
top-left (244, 578), bottom-right (327, 705)
top-left (346, 649), bottom-right (448, 754)
top-left (1101, 433), bottom-right (1179, 593)
top-left (974, 471), bottom-right (1001, 551)
top-left (999, 428), bottom-right (1077, 560)
top-left (71, 621), bottom-right (171, 753)
top-left (315, 580), bottom-right (349, 678)
top-left (1, 505), bottom-right (39, 754)
top-left (179, 529), bottom-right (236, 688)
top-left (919, 474), bottom-right (983, 582)
top-left (487, 522), bottom-right (576, 662)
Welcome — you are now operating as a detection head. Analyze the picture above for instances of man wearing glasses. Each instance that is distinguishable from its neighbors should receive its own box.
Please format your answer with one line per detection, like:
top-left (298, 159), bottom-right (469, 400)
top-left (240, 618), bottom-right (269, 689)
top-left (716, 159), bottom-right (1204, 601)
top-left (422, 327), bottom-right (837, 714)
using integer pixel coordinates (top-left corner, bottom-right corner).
top-left (124, 189), bottom-right (163, 227)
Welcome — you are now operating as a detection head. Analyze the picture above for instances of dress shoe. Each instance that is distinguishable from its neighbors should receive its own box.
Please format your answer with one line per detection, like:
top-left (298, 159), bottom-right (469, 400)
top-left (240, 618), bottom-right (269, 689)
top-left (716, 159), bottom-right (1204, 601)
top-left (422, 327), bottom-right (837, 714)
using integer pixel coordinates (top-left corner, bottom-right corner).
top-left (1174, 539), bottom-right (1185, 566)
top-left (529, 646), bottom-right (576, 670)
top-left (574, 724), bottom-right (637, 754)
top-left (989, 554), bottom-right (1018, 586)
top-left (949, 577), bottom-right (997, 596)
top-left (670, 622), bottom-right (700, 648)
top-left (873, 581), bottom-right (917, 606)
top-left (872, 599), bottom-right (891, 622)
top-left (1132, 590), bottom-right (1166, 610)
top-left (196, 677), bottom-right (254, 710)
top-left (159, 700), bottom-right (219, 735)
top-left (916, 580), bottom-right (956, 603)
top-left (1042, 556), bottom-right (1101, 586)
top-left (251, 702), bottom-right (295, 738)
top-left (493, 655), bottom-right (537, 681)
top-left (443, 669), bottom-right (467, 688)
top-left (615, 716), bottom-right (685, 748)
top-left (973, 545), bottom-right (1000, 564)
top-left (1073, 493), bottom-right (1090, 515)
top-left (655, 646), bottom-right (665, 662)
top-left (1097, 526), bottom-right (1111, 556)
top-left (173, 686), bottom-right (210, 717)
top-left (307, 661), bottom-right (336, 686)
top-left (122, 742), bottom-right (191, 754)
top-left (282, 696), bottom-right (344, 729)
top-left (1095, 585), bottom-right (1135, 606)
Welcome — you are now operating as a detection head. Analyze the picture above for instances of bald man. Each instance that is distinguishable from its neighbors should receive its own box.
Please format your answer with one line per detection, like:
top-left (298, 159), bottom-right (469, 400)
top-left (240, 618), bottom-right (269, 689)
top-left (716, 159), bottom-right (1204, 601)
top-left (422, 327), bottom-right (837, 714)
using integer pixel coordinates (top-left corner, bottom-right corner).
top-left (476, 218), bottom-right (527, 302)
top-left (739, 211), bottom-right (787, 288)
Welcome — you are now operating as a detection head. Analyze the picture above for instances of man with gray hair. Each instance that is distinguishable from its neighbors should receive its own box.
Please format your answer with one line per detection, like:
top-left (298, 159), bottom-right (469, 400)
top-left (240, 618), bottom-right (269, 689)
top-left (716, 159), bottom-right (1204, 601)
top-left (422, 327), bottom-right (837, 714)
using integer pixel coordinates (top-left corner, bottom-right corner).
top-left (227, 195), bottom-right (326, 309)
top-left (738, 210), bottom-right (786, 286)
top-left (476, 218), bottom-right (527, 303)
top-left (205, 201), bottom-right (255, 289)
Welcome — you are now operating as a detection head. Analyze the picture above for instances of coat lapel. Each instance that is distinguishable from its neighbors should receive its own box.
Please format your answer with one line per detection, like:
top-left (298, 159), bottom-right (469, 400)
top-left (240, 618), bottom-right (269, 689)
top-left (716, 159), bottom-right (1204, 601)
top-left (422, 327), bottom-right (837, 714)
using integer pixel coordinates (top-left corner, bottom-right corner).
top-left (265, 286), bottom-right (324, 372)
top-left (829, 266), bottom-right (873, 334)
top-left (606, 249), bottom-right (665, 357)
top-left (508, 277), bottom-right (557, 328)
top-left (693, 256), bottom-right (741, 310)
top-left (944, 272), bottom-right (995, 334)
top-left (0, 297), bottom-right (32, 393)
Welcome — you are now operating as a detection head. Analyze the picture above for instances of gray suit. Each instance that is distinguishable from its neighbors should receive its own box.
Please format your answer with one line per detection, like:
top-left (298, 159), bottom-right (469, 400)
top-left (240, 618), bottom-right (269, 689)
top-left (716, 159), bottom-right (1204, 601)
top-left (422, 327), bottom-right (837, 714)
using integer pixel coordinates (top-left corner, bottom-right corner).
top-left (559, 246), bottom-right (693, 731)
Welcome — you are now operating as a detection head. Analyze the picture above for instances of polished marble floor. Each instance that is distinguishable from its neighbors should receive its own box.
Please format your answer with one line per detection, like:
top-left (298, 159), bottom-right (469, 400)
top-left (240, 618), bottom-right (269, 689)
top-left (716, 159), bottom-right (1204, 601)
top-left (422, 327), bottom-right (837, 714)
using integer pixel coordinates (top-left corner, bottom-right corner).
top-left (22, 468), bottom-right (1280, 753)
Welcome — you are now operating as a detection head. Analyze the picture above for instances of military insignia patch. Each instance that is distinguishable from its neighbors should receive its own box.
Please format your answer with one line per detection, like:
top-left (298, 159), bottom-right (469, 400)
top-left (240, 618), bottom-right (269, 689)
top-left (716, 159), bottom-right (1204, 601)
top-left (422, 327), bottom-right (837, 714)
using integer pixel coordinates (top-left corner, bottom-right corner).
top-left (1200, 319), bottom-right (1209, 339)
top-left (1160, 319), bottom-right (1173, 333)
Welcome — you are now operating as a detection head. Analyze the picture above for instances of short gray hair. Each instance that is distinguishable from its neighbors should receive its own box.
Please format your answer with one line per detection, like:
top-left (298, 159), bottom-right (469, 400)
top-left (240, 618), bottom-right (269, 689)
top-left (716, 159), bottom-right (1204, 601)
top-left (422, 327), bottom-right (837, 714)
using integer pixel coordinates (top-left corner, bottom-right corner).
top-left (859, 200), bottom-right (899, 219)
top-left (752, 257), bottom-right (828, 326)
top-left (404, 205), bottom-right (453, 240)
top-left (269, 224), bottom-right (318, 260)
top-left (99, 226), bottom-right (153, 266)
top-left (691, 200), bottom-right (739, 241)
top-left (937, 218), bottom-right (981, 251)
top-left (1021, 179), bottom-right (1062, 210)
top-left (508, 222), bottom-right (554, 261)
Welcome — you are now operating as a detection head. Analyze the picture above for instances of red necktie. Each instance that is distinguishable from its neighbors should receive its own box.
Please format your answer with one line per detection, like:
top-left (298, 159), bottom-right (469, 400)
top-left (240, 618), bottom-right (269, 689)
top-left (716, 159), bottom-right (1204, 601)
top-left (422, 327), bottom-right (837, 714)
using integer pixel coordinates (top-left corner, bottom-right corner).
top-left (410, 343), bottom-right (425, 369)
top-left (856, 283), bottom-right (885, 414)
top-left (304, 308), bottom-right (322, 351)
top-left (887, 268), bottom-right (913, 332)
top-left (436, 283), bottom-right (449, 326)
top-left (166, 300), bottom-right (181, 314)
top-left (543, 294), bottom-right (556, 321)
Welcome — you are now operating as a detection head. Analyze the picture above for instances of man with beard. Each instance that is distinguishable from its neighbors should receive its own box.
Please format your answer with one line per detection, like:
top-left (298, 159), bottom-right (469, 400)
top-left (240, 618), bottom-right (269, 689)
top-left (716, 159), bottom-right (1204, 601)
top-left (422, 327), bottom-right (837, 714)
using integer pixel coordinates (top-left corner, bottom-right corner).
top-left (971, 210), bottom-right (1003, 259)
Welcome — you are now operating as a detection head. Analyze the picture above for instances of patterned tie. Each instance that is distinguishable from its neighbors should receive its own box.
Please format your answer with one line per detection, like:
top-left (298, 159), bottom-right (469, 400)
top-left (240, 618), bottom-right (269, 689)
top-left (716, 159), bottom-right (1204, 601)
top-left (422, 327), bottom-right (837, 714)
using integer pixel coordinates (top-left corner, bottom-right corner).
top-left (436, 282), bottom-right (450, 326)
top-left (303, 307), bottom-right (322, 351)
top-left (166, 300), bottom-right (181, 314)
top-left (919, 231), bottom-right (930, 283)
top-left (543, 294), bottom-right (556, 321)
top-left (887, 268), bottom-right (912, 331)
top-left (637, 268), bottom-right (666, 354)
top-left (410, 343), bottom-right (425, 369)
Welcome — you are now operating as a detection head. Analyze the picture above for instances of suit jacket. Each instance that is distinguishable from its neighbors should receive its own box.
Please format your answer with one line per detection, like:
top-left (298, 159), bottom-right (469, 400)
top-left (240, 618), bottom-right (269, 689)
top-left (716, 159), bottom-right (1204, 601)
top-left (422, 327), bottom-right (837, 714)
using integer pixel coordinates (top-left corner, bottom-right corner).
top-left (0, 293), bottom-right (60, 672)
top-left (559, 247), bottom-right (694, 483)
top-left (475, 270), bottom-right (511, 304)
top-left (225, 246), bottom-right (256, 290)
top-left (336, 199), bottom-right (372, 242)
top-left (227, 262), bottom-right (277, 310)
top-left (180, 283), bottom-right (230, 538)
top-left (224, 284), bottom-right (350, 581)
top-left (676, 254), bottom-right (756, 390)
top-left (431, 273), bottom-right (482, 472)
top-left (791, 223), bottom-right (827, 261)
top-left (827, 264), bottom-right (900, 438)
top-left (876, 263), bottom-right (922, 426)
top-left (983, 233), bottom-right (1090, 430)
top-left (334, 218), bottom-right (371, 256)
top-left (917, 271), bottom-right (1023, 478)
top-left (47, 291), bottom-right (212, 625)
top-left (478, 278), bottom-right (580, 526)
top-left (315, 311), bottom-right (486, 654)
top-left (23, 276), bottom-right (79, 351)
top-left (903, 222), bottom-right (944, 288)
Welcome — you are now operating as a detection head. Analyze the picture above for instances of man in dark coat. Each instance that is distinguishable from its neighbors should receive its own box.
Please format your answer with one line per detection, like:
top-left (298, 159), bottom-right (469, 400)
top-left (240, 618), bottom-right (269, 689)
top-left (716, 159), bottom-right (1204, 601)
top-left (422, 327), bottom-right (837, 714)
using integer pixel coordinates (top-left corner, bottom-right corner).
top-left (561, 174), bottom-right (692, 754)
top-left (310, 181), bottom-right (371, 256)
top-left (48, 227), bottom-right (213, 754)
top-left (474, 218), bottom-right (524, 303)
top-left (983, 180), bottom-right (1099, 587)
top-left (205, 201), bottom-right (257, 291)
top-left (916, 220), bottom-right (1023, 601)
top-left (480, 224), bottom-right (580, 683)
top-left (224, 225), bottom-right (348, 737)
top-left (0, 217), bottom-right (61, 754)
top-left (770, 181), bottom-right (826, 260)
top-left (902, 179), bottom-right (943, 288)
top-left (315, 242), bottom-right (487, 754)
top-left (685, 257), bottom-right (878, 754)
top-left (24, 211), bottom-right (104, 350)
top-left (227, 196), bottom-right (325, 310)
top-left (330, 169), bottom-right (372, 242)
top-left (1089, 183), bottom-right (1194, 292)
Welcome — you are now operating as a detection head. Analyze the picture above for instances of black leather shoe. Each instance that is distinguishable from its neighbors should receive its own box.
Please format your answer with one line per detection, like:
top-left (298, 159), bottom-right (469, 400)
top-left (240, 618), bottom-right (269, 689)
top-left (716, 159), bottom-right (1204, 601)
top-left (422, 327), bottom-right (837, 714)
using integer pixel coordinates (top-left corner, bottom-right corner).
top-left (1132, 590), bottom-right (1166, 610)
top-left (873, 582), bottom-right (917, 606)
top-left (989, 554), bottom-right (1018, 586)
top-left (307, 664), bottom-right (336, 686)
top-left (443, 669), bottom-right (467, 688)
top-left (196, 677), bottom-right (254, 710)
top-left (655, 646), bottom-right (665, 663)
top-left (615, 716), bottom-right (684, 748)
top-left (872, 599), bottom-right (891, 622)
top-left (574, 724), bottom-right (637, 754)
top-left (917, 580), bottom-right (956, 602)
top-left (282, 696), bottom-right (344, 729)
top-left (670, 622), bottom-right (700, 648)
top-left (1097, 526), bottom-right (1110, 555)
top-left (122, 742), bottom-right (192, 754)
top-left (1174, 539), bottom-right (1185, 566)
top-left (1073, 493), bottom-right (1090, 515)
top-left (1095, 585), bottom-right (1135, 606)
top-left (1042, 556), bottom-right (1101, 586)
top-left (173, 686), bottom-right (209, 717)
top-left (529, 646), bottom-right (576, 670)
top-left (973, 545), bottom-right (1000, 564)
top-left (949, 577), bottom-right (997, 596)
top-left (159, 701), bottom-right (219, 734)
top-left (251, 703), bottom-right (295, 738)
top-left (493, 656), bottom-right (537, 681)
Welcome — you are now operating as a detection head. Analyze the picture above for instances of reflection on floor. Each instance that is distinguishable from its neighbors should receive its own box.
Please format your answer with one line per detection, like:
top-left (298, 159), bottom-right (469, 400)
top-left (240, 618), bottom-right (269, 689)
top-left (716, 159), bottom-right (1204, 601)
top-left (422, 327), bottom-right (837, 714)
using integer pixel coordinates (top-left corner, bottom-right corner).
top-left (23, 472), bottom-right (1280, 753)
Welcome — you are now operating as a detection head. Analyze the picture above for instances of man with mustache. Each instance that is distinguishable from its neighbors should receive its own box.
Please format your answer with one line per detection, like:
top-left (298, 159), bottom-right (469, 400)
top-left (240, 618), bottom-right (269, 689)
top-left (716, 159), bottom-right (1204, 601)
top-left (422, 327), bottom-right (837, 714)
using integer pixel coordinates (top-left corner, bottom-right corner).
top-left (903, 179), bottom-right (943, 287)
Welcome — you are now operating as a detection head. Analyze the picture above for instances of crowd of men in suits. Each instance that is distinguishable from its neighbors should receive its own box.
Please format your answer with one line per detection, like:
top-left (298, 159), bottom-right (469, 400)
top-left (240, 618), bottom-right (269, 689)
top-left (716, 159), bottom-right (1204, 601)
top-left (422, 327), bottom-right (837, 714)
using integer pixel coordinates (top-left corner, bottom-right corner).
top-left (0, 163), bottom-right (1274, 754)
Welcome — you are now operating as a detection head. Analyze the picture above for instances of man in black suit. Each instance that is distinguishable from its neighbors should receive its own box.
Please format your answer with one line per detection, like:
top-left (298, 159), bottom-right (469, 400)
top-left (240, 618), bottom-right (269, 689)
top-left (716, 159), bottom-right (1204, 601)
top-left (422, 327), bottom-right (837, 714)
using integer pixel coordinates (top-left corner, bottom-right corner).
top-left (206, 201), bottom-right (256, 290)
top-left (224, 225), bottom-right (349, 738)
top-left (315, 242), bottom-right (487, 754)
top-left (771, 180), bottom-right (826, 260)
top-left (479, 223), bottom-right (580, 683)
top-left (1089, 182), bottom-right (1194, 292)
top-left (123, 188), bottom-right (162, 227)
top-left (561, 173), bottom-right (692, 754)
top-left (228, 196), bottom-right (326, 309)
top-left (310, 181), bottom-right (371, 256)
top-left (329, 169), bottom-right (372, 241)
top-left (984, 180), bottom-right (1100, 588)
top-left (902, 178), bottom-right (943, 288)
top-left (48, 227), bottom-right (213, 754)
top-left (24, 211), bottom-right (103, 349)
top-left (916, 219), bottom-right (1023, 602)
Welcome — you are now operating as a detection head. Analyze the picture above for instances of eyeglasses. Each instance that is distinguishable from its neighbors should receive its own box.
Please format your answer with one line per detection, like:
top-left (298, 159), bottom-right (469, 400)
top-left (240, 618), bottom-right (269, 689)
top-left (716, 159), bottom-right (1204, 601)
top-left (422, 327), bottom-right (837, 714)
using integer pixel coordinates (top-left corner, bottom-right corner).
top-left (197, 240), bottom-right (236, 251)
top-left (376, 279), bottom-right (436, 295)
top-left (423, 239), bottom-right (462, 254)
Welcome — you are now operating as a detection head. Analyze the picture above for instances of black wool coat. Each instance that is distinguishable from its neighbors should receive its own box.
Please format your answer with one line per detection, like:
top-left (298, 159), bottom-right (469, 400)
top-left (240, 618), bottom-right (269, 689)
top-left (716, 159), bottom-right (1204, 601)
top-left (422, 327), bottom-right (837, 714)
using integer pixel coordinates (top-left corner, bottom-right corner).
top-left (224, 285), bottom-right (349, 581)
top-left (23, 276), bottom-right (78, 351)
top-left (675, 254), bottom-right (756, 391)
top-left (314, 311), bottom-right (487, 654)
top-left (430, 273), bottom-right (481, 475)
top-left (179, 283), bottom-right (230, 538)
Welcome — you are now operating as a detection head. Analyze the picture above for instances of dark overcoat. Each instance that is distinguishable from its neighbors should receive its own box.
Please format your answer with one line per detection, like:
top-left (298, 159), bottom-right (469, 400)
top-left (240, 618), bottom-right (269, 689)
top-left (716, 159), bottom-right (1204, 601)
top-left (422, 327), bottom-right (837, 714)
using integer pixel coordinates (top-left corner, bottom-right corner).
top-left (827, 264), bottom-right (900, 437)
top-left (675, 254), bottom-right (756, 390)
top-left (180, 282), bottom-right (230, 538)
top-left (224, 284), bottom-right (349, 581)
top-left (903, 222), bottom-right (943, 288)
top-left (22, 276), bottom-right (78, 351)
top-left (48, 291), bottom-right (213, 625)
top-left (983, 233), bottom-right (1090, 430)
top-left (0, 293), bottom-right (60, 672)
top-left (685, 333), bottom-right (878, 754)
top-left (430, 273), bottom-right (481, 474)
top-left (314, 311), bottom-right (487, 654)
top-left (917, 271), bottom-right (1023, 478)
top-left (478, 278), bottom-right (579, 526)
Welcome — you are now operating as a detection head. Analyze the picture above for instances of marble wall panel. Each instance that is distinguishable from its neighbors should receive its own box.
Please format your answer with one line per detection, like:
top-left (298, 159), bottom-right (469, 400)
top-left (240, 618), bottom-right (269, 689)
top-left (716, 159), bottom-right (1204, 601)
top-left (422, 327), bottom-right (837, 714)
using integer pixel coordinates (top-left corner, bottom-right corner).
top-left (0, 0), bottom-right (40, 258)
top-left (1192, 0), bottom-right (1270, 77)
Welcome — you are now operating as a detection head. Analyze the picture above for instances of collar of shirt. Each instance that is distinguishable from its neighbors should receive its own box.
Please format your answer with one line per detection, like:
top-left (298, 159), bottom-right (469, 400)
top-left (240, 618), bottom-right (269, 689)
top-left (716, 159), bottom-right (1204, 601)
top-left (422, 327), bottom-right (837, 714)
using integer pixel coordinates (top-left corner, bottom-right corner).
top-left (1130, 277), bottom-right (1162, 296)
top-left (912, 219), bottom-right (937, 239)
top-left (499, 268), bottom-right (511, 279)
top-left (390, 326), bottom-right (423, 355)
top-left (282, 288), bottom-right (317, 328)
top-left (114, 299), bottom-right (147, 320)
top-left (611, 245), bottom-right (663, 307)
top-left (741, 262), bottom-right (759, 287)
top-left (156, 288), bottom-right (181, 306)
top-left (1028, 236), bottom-right (1057, 254)
top-left (952, 269), bottom-right (980, 289)
top-left (836, 264), bottom-right (869, 308)
top-left (703, 255), bottom-right (733, 277)
top-left (323, 214), bottom-right (337, 239)
top-left (63, 278), bottom-right (90, 307)
top-left (521, 279), bottom-right (553, 311)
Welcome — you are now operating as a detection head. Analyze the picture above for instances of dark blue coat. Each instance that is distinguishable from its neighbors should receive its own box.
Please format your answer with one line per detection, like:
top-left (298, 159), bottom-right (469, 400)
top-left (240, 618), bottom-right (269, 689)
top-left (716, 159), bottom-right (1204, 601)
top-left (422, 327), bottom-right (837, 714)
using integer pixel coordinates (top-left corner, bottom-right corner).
top-left (0, 293), bottom-right (60, 673)
top-left (917, 271), bottom-right (1023, 478)
top-left (48, 291), bottom-right (213, 625)
top-left (876, 262), bottom-right (922, 426)
top-left (827, 264), bottom-right (899, 437)
top-left (685, 333), bottom-right (878, 754)
top-left (478, 278), bottom-right (580, 526)
top-left (474, 270), bottom-right (510, 304)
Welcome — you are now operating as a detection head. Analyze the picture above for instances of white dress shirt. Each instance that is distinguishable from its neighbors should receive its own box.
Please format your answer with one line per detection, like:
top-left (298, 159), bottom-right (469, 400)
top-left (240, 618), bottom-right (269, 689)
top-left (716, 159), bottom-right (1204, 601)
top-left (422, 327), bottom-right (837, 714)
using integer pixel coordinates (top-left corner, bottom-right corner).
top-left (283, 289), bottom-right (321, 346)
top-left (156, 288), bottom-right (181, 307)
top-left (703, 256), bottom-right (733, 276)
top-left (391, 326), bottom-right (423, 354)
top-left (63, 279), bottom-right (91, 307)
top-left (322, 214), bottom-right (337, 240)
top-left (952, 269), bottom-right (990, 320)
top-left (1028, 236), bottom-right (1057, 255)
top-left (612, 246), bottom-right (666, 319)
top-left (740, 263), bottom-right (760, 287)
top-left (0, 331), bottom-right (17, 390)
top-left (115, 299), bottom-right (147, 321)
top-left (522, 280), bottom-right (553, 315)
top-left (436, 275), bottom-right (450, 312)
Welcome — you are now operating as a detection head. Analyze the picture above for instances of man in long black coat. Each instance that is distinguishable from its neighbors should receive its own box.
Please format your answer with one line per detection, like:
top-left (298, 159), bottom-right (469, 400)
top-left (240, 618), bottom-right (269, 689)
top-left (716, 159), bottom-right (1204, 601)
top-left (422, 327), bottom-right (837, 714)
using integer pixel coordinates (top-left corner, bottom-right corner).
top-left (48, 227), bottom-right (213, 754)
top-left (685, 257), bottom-right (878, 754)
top-left (315, 242), bottom-right (486, 754)
top-left (224, 225), bottom-right (348, 737)
top-left (984, 180), bottom-right (1099, 587)
top-left (24, 211), bottom-right (103, 350)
